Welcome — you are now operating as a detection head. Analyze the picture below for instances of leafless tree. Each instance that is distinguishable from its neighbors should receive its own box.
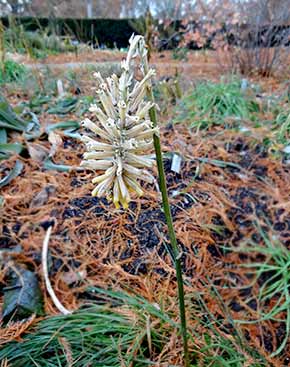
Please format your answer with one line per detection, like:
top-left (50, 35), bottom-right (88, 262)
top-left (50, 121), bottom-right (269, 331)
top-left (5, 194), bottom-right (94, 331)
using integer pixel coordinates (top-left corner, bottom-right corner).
top-left (0, 0), bottom-right (31, 15)
top-left (180, 0), bottom-right (290, 76)
top-left (119, 0), bottom-right (199, 18)
top-left (238, 0), bottom-right (290, 25)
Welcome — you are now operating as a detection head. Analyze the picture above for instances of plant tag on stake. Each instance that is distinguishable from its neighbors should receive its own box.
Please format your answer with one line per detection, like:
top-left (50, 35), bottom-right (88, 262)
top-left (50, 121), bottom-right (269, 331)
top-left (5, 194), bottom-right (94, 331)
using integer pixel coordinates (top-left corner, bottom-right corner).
top-left (171, 153), bottom-right (182, 174)
top-left (241, 78), bottom-right (248, 91)
top-left (57, 80), bottom-right (65, 97)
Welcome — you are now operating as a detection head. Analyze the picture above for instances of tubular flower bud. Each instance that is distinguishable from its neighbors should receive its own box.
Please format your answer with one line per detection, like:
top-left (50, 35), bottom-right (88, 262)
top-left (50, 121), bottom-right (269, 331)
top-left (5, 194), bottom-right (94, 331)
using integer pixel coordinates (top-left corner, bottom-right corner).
top-left (80, 35), bottom-right (157, 209)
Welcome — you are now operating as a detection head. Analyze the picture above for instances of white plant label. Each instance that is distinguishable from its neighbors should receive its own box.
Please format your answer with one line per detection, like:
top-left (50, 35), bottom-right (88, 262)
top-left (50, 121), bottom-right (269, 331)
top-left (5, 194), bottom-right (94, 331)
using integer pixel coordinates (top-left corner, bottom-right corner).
top-left (171, 154), bottom-right (182, 173)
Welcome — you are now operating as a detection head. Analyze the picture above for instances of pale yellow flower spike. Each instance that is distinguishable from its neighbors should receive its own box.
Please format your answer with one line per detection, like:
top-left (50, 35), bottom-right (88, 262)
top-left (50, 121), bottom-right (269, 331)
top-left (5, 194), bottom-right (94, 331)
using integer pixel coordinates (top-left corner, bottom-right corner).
top-left (80, 35), bottom-right (157, 209)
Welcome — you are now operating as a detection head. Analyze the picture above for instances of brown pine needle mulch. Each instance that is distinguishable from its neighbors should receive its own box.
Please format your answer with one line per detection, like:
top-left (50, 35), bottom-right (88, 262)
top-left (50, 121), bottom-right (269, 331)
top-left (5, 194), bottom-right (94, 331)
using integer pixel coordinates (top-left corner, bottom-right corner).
top-left (1, 118), bottom-right (290, 365)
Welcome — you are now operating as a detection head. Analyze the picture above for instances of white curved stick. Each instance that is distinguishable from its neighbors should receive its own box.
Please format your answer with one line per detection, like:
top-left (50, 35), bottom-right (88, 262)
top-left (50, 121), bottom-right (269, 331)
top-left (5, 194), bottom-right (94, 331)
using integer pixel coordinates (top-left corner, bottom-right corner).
top-left (42, 226), bottom-right (72, 315)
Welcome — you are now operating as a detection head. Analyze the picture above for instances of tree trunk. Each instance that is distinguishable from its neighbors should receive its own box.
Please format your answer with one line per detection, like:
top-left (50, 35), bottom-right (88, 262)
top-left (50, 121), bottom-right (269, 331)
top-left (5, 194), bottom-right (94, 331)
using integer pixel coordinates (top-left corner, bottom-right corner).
top-left (86, 0), bottom-right (93, 18)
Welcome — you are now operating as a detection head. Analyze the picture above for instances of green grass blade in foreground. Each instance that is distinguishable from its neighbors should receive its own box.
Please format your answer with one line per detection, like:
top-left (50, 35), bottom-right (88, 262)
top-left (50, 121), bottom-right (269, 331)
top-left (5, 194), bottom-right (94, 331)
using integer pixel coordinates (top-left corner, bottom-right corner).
top-left (0, 289), bottom-right (174, 367)
top-left (88, 286), bottom-right (178, 328)
top-left (0, 307), bottom-right (146, 366)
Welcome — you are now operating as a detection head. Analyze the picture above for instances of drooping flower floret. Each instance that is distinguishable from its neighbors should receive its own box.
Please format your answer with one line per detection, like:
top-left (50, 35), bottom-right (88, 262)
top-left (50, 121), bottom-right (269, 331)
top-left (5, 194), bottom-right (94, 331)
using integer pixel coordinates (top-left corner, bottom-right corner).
top-left (80, 35), bottom-right (158, 209)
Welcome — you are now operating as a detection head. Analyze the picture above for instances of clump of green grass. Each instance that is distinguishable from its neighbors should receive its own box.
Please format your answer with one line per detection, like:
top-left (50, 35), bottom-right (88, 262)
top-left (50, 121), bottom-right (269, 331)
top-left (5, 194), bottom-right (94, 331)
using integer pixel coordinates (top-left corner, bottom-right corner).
top-left (0, 60), bottom-right (27, 84)
top-left (172, 47), bottom-right (189, 61)
top-left (187, 286), bottom-right (270, 367)
top-left (272, 108), bottom-right (290, 148)
top-left (174, 79), bottom-right (260, 130)
top-left (0, 289), bottom-right (174, 367)
top-left (234, 224), bottom-right (290, 357)
top-left (1, 287), bottom-right (271, 366)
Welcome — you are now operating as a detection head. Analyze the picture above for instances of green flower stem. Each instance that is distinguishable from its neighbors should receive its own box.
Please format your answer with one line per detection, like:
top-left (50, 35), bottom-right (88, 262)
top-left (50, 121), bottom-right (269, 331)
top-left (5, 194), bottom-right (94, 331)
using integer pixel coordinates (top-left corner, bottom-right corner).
top-left (146, 88), bottom-right (190, 367)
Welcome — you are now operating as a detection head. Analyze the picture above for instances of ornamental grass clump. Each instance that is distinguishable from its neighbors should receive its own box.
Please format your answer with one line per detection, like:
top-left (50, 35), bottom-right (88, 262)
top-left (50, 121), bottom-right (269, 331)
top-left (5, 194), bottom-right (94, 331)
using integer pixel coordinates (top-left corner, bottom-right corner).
top-left (80, 34), bottom-right (189, 366)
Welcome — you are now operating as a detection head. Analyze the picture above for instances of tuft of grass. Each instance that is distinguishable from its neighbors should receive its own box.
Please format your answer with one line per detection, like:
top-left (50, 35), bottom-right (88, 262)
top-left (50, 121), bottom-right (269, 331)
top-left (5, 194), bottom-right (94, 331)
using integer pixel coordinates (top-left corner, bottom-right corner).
top-left (234, 224), bottom-right (290, 357)
top-left (172, 47), bottom-right (189, 61)
top-left (174, 79), bottom-right (260, 130)
top-left (186, 286), bottom-right (270, 367)
top-left (0, 60), bottom-right (27, 84)
top-left (0, 289), bottom-right (176, 367)
top-left (272, 108), bottom-right (290, 147)
top-left (0, 286), bottom-right (276, 366)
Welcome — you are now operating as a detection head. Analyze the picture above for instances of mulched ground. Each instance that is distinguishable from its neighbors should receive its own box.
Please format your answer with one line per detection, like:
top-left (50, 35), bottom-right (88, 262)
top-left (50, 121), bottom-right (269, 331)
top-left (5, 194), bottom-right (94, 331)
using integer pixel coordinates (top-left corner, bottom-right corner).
top-left (1, 51), bottom-right (290, 365)
top-left (1, 118), bottom-right (290, 365)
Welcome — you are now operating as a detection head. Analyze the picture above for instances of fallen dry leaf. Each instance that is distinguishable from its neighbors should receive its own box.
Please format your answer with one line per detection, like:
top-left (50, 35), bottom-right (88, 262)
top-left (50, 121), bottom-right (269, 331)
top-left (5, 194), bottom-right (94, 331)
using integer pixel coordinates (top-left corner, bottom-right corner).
top-left (48, 131), bottom-right (63, 157)
top-left (61, 269), bottom-right (87, 285)
top-left (27, 143), bottom-right (49, 163)
top-left (30, 185), bottom-right (56, 208)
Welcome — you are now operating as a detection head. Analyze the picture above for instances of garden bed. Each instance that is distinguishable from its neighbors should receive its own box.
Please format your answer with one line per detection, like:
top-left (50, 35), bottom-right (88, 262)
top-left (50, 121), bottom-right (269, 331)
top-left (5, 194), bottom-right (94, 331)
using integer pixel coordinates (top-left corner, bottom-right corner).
top-left (0, 51), bottom-right (290, 366)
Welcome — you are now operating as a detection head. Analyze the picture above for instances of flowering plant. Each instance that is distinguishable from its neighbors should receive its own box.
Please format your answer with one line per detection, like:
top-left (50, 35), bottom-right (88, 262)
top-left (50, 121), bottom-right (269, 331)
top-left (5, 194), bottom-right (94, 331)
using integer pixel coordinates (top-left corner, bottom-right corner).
top-left (80, 35), bottom-right (158, 209)
top-left (80, 34), bottom-right (189, 366)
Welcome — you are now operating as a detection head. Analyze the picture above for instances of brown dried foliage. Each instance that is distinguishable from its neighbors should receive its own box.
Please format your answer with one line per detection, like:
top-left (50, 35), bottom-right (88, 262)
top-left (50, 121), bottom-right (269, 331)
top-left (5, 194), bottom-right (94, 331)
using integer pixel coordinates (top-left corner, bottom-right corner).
top-left (0, 314), bottom-right (36, 345)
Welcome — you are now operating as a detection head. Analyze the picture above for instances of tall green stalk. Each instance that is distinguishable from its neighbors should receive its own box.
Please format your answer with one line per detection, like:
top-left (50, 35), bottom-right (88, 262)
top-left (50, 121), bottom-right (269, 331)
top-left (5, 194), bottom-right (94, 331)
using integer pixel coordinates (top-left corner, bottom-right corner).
top-left (145, 82), bottom-right (190, 366)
